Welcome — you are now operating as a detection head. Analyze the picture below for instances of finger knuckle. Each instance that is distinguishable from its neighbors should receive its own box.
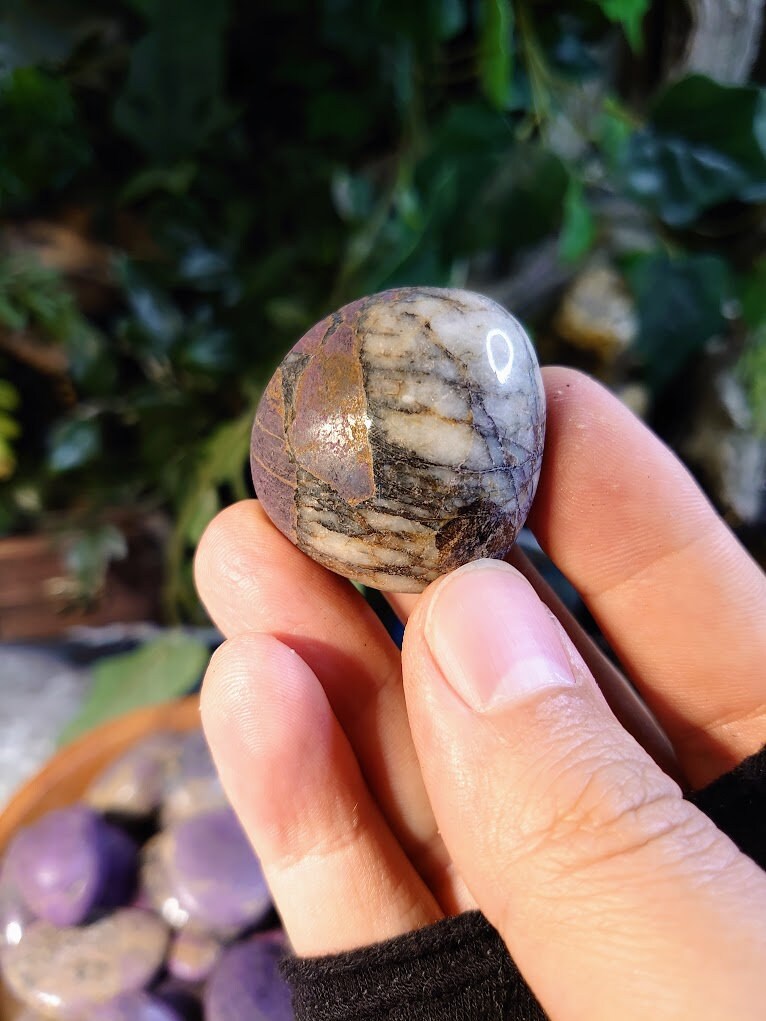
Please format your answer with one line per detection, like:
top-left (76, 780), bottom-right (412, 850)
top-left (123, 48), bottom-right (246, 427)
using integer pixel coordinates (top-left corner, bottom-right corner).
top-left (513, 733), bottom-right (695, 877)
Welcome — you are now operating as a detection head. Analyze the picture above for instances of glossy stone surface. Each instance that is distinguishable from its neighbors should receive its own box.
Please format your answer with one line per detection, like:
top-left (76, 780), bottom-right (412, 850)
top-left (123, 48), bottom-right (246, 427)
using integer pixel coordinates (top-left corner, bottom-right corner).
top-left (169, 806), bottom-right (271, 934)
top-left (140, 807), bottom-right (270, 936)
top-left (6, 806), bottom-right (137, 927)
top-left (203, 932), bottom-right (292, 1021)
top-left (89, 992), bottom-right (183, 1021)
top-left (251, 287), bottom-right (545, 591)
top-left (86, 732), bottom-right (184, 819)
top-left (0, 909), bottom-right (168, 1018)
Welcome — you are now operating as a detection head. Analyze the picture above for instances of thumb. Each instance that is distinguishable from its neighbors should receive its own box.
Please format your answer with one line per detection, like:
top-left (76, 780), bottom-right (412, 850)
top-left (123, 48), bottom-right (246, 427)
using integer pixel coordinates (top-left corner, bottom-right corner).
top-left (402, 559), bottom-right (766, 1021)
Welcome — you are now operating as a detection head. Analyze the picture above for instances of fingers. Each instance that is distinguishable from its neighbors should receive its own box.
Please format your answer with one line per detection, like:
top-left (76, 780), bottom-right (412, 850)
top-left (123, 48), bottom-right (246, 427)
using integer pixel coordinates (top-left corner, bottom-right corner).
top-left (194, 501), bottom-right (440, 882)
top-left (385, 552), bottom-right (680, 781)
top-left (201, 632), bottom-right (442, 955)
top-left (403, 560), bottom-right (766, 1021)
top-left (530, 367), bottom-right (766, 787)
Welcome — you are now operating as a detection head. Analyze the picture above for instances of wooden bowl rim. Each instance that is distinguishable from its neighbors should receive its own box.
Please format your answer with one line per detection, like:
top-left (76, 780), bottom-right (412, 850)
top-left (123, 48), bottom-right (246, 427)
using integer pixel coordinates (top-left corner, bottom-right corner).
top-left (0, 696), bottom-right (200, 854)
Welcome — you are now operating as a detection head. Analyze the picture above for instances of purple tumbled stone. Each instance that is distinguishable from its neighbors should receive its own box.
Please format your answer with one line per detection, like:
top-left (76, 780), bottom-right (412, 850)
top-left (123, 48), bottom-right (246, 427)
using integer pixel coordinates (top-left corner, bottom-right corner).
top-left (86, 732), bottom-right (184, 818)
top-left (167, 928), bottom-right (223, 983)
top-left (0, 908), bottom-right (168, 1018)
top-left (89, 991), bottom-right (183, 1021)
top-left (168, 806), bottom-right (271, 934)
top-left (203, 932), bottom-right (292, 1021)
top-left (6, 806), bottom-right (137, 927)
top-left (161, 730), bottom-right (226, 826)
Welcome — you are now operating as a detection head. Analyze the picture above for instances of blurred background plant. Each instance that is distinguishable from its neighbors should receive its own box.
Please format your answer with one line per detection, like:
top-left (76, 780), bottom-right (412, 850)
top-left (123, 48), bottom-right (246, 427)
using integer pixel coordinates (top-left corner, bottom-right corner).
top-left (0, 0), bottom-right (764, 726)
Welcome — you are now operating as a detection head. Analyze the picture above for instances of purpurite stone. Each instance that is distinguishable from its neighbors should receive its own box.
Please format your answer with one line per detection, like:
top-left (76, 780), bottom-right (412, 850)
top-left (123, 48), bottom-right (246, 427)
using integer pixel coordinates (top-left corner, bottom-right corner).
top-left (251, 287), bottom-right (545, 592)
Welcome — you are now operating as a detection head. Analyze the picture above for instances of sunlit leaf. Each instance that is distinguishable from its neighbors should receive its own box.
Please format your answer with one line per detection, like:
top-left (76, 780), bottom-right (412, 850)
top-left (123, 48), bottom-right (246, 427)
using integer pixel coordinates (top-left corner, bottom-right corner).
top-left (478, 0), bottom-right (513, 112)
top-left (592, 0), bottom-right (649, 50)
top-left (60, 632), bottom-right (208, 744)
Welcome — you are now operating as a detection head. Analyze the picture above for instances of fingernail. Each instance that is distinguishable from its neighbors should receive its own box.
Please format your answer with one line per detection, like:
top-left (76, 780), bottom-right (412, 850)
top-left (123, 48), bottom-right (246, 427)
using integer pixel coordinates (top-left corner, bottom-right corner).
top-left (425, 560), bottom-right (578, 712)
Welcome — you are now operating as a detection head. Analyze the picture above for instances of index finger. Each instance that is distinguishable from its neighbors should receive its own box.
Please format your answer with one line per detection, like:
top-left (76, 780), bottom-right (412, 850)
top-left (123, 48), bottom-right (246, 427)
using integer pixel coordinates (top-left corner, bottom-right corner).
top-left (529, 367), bottom-right (766, 788)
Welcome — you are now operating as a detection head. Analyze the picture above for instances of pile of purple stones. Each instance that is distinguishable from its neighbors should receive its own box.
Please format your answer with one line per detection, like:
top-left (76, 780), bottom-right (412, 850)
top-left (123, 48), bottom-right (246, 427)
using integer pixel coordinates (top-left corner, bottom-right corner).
top-left (0, 730), bottom-right (293, 1020)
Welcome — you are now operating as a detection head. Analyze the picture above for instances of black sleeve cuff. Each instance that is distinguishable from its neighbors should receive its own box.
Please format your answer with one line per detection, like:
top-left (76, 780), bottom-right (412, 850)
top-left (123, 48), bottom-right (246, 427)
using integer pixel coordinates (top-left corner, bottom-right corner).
top-left (281, 910), bottom-right (545, 1021)
top-left (280, 744), bottom-right (766, 1021)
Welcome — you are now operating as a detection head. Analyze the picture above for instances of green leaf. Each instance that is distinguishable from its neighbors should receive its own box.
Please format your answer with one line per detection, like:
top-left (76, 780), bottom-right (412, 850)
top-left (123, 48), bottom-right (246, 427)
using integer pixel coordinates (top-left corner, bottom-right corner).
top-left (592, 0), bottom-right (649, 49)
top-left (184, 486), bottom-right (219, 546)
top-left (625, 76), bottom-right (766, 227)
top-left (625, 252), bottom-right (730, 388)
top-left (0, 380), bottom-right (20, 412)
top-left (739, 259), bottom-right (766, 330)
top-left (47, 418), bottom-right (101, 473)
top-left (559, 177), bottom-right (596, 263)
top-left (62, 525), bottom-right (128, 600)
top-left (59, 632), bottom-right (209, 744)
top-left (478, 0), bottom-right (514, 112)
top-left (113, 0), bottom-right (233, 163)
top-left (0, 67), bottom-right (89, 207)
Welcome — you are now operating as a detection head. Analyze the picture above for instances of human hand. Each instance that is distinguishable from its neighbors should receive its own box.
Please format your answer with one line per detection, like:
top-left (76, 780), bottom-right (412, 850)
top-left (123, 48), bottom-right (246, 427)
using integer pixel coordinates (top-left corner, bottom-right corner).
top-left (195, 367), bottom-right (766, 1021)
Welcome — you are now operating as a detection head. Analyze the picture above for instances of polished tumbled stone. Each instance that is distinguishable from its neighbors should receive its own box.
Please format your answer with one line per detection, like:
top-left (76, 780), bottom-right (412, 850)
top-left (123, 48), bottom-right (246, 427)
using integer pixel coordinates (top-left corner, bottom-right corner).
top-left (161, 730), bottom-right (226, 827)
top-left (203, 932), bottom-right (292, 1021)
top-left (0, 862), bottom-right (35, 947)
top-left (89, 992), bottom-right (183, 1021)
top-left (86, 732), bottom-right (184, 819)
top-left (251, 287), bottom-right (545, 591)
top-left (5, 806), bottom-right (136, 927)
top-left (169, 806), bottom-right (271, 935)
top-left (167, 928), bottom-right (223, 983)
top-left (140, 807), bottom-right (271, 937)
top-left (0, 909), bottom-right (168, 1018)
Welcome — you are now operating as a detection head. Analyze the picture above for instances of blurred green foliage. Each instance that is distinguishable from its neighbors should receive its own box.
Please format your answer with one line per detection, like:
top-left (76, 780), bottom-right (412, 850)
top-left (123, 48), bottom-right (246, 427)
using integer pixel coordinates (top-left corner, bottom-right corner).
top-left (0, 0), bottom-right (764, 623)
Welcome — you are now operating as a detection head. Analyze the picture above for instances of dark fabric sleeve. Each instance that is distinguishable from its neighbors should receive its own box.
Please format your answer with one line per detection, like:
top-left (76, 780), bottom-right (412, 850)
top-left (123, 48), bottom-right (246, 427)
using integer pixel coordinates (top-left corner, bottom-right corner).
top-left (280, 745), bottom-right (766, 1021)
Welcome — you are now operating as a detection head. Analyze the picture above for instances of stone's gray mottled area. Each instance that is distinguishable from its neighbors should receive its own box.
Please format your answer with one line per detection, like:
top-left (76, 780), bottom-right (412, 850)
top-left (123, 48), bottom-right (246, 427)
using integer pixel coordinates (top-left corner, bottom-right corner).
top-left (161, 730), bottom-right (226, 826)
top-left (0, 648), bottom-right (90, 810)
top-left (252, 287), bottom-right (546, 592)
top-left (0, 862), bottom-right (35, 947)
top-left (203, 932), bottom-right (292, 1021)
top-left (85, 732), bottom-right (185, 818)
top-left (167, 927), bottom-right (223, 982)
top-left (139, 834), bottom-right (191, 930)
top-left (0, 909), bottom-right (168, 1018)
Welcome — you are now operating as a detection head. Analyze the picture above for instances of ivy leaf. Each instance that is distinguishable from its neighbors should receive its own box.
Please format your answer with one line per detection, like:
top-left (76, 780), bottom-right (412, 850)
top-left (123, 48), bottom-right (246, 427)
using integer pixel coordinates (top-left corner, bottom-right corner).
top-left (625, 252), bottom-right (730, 388)
top-left (47, 418), bottom-right (101, 473)
top-left (625, 75), bottom-right (766, 227)
top-left (59, 632), bottom-right (208, 744)
top-left (559, 177), bottom-right (596, 263)
top-left (478, 0), bottom-right (514, 111)
top-left (591, 0), bottom-right (649, 50)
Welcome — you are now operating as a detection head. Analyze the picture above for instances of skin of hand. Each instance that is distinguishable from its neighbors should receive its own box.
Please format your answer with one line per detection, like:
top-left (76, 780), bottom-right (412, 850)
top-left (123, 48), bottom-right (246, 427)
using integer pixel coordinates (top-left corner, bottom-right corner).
top-left (195, 367), bottom-right (766, 1021)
